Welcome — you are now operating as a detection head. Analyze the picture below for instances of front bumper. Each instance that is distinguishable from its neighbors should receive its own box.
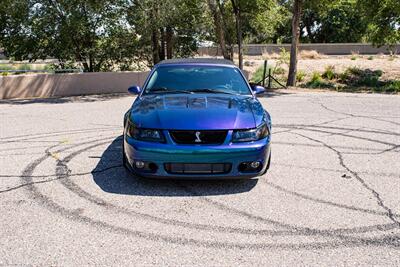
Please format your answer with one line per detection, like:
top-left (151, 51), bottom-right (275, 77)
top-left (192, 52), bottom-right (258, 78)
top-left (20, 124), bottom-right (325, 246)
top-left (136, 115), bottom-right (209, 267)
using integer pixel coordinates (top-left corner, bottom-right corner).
top-left (123, 130), bottom-right (271, 179)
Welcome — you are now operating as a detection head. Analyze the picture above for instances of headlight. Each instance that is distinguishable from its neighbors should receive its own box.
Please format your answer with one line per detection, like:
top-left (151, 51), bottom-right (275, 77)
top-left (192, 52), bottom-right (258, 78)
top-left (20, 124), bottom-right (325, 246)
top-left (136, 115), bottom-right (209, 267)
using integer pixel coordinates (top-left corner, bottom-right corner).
top-left (126, 120), bottom-right (165, 142)
top-left (232, 123), bottom-right (270, 142)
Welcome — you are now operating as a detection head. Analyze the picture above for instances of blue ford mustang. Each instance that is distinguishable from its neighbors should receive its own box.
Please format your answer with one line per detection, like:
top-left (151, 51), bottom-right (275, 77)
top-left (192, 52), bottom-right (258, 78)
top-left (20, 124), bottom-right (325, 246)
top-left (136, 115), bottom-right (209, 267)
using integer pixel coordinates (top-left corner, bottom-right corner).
top-left (123, 58), bottom-right (271, 179)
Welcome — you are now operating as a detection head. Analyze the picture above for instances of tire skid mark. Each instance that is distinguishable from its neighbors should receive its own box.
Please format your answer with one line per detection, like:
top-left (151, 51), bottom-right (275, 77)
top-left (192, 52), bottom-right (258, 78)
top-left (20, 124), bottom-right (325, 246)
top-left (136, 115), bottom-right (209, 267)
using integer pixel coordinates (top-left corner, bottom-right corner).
top-left (265, 181), bottom-right (400, 219)
top-left (1, 127), bottom-right (119, 144)
top-left (0, 165), bottom-right (121, 193)
top-left (292, 132), bottom-right (400, 228)
top-left (19, 136), bottom-right (399, 249)
top-left (57, 138), bottom-right (399, 237)
top-left (309, 98), bottom-right (400, 127)
top-left (275, 124), bottom-right (400, 137)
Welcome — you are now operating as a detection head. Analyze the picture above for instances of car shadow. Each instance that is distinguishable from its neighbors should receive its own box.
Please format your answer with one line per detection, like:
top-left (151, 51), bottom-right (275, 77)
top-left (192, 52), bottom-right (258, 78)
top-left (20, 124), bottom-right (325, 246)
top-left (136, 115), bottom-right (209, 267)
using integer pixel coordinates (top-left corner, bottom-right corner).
top-left (92, 136), bottom-right (258, 196)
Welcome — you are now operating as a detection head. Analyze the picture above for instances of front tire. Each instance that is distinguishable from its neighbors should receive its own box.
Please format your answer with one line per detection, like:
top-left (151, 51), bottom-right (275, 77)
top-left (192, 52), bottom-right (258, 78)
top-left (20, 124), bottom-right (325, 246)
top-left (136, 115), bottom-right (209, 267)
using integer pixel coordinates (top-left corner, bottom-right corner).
top-left (122, 137), bottom-right (128, 169)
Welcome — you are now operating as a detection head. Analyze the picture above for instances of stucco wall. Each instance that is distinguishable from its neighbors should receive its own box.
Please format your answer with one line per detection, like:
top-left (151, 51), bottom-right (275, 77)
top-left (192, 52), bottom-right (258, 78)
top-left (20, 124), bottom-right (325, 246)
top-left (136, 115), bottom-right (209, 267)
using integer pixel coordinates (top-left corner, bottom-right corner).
top-left (198, 43), bottom-right (400, 56)
top-left (0, 71), bottom-right (149, 99)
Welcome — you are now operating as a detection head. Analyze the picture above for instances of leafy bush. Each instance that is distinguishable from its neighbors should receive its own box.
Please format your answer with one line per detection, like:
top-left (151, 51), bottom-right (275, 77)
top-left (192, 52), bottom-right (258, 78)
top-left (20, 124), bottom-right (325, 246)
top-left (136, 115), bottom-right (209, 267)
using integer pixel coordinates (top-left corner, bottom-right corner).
top-left (251, 65), bottom-right (272, 83)
top-left (322, 65), bottom-right (337, 80)
top-left (296, 70), bottom-right (306, 82)
top-left (306, 72), bottom-right (334, 88)
top-left (273, 67), bottom-right (285, 75)
top-left (368, 56), bottom-right (374, 60)
top-left (381, 80), bottom-right (400, 93)
top-left (311, 72), bottom-right (322, 83)
top-left (339, 67), bottom-right (383, 87)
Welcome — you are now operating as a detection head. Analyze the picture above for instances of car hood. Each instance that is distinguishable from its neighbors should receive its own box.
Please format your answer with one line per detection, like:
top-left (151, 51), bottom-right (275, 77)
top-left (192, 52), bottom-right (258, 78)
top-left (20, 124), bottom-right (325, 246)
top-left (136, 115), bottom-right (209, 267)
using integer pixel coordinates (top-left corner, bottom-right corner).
top-left (129, 94), bottom-right (265, 130)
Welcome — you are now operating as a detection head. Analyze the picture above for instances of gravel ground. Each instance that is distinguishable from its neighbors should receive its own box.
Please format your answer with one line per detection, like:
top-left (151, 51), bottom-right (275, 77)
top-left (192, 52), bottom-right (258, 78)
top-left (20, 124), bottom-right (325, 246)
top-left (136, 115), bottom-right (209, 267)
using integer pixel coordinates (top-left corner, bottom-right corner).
top-left (0, 91), bottom-right (399, 266)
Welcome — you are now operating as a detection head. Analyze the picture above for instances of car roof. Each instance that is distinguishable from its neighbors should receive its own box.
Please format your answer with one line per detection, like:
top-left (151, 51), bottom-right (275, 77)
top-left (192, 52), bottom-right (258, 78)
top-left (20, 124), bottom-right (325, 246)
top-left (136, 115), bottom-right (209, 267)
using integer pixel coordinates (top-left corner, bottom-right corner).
top-left (155, 58), bottom-right (236, 67)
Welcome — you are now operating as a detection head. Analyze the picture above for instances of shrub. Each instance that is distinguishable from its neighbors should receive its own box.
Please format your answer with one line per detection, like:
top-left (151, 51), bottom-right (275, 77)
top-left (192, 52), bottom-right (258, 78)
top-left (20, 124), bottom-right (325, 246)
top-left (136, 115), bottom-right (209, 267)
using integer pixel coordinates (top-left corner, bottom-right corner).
top-left (350, 51), bottom-right (359, 60)
top-left (339, 67), bottom-right (383, 87)
top-left (381, 80), bottom-right (400, 93)
top-left (296, 70), bottom-right (306, 82)
top-left (273, 67), bottom-right (285, 75)
top-left (306, 72), bottom-right (333, 88)
top-left (250, 65), bottom-right (272, 83)
top-left (368, 56), bottom-right (374, 60)
top-left (311, 72), bottom-right (322, 83)
top-left (322, 65), bottom-right (337, 80)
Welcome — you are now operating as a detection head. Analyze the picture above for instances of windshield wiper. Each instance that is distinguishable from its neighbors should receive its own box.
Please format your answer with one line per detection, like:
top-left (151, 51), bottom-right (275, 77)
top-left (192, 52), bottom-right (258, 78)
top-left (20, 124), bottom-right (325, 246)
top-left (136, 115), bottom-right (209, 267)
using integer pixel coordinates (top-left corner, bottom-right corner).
top-left (190, 88), bottom-right (240, 95)
top-left (148, 87), bottom-right (193, 94)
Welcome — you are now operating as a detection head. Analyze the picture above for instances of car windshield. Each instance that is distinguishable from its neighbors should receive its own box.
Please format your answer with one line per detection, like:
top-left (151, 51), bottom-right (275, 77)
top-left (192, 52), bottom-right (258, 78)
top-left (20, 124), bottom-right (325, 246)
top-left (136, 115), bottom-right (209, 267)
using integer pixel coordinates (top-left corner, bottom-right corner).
top-left (144, 65), bottom-right (251, 95)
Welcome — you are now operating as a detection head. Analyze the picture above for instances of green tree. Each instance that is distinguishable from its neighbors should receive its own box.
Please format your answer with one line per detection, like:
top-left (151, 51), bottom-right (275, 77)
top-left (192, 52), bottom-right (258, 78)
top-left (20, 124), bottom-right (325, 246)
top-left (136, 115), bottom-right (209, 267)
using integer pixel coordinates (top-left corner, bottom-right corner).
top-left (0, 0), bottom-right (140, 72)
top-left (302, 0), bottom-right (368, 43)
top-left (127, 0), bottom-right (208, 66)
top-left (207, 0), bottom-right (284, 69)
top-left (358, 0), bottom-right (400, 46)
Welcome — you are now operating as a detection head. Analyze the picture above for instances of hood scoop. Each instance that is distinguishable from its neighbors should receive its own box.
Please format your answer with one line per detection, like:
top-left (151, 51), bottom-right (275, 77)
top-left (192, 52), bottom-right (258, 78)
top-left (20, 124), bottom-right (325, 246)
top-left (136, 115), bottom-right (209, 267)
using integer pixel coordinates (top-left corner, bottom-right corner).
top-left (162, 96), bottom-right (234, 110)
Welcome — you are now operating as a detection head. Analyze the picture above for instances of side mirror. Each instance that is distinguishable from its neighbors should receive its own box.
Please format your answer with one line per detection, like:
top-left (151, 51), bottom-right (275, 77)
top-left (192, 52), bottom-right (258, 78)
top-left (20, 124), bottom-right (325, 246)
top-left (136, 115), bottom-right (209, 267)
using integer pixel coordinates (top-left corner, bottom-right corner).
top-left (250, 84), bottom-right (266, 95)
top-left (128, 85), bottom-right (141, 95)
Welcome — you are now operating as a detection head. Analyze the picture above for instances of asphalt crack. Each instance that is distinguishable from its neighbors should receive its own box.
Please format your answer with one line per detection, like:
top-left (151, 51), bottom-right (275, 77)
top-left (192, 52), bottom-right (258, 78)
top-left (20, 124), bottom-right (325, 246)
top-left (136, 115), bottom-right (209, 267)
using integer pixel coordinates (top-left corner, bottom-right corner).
top-left (293, 132), bottom-right (400, 228)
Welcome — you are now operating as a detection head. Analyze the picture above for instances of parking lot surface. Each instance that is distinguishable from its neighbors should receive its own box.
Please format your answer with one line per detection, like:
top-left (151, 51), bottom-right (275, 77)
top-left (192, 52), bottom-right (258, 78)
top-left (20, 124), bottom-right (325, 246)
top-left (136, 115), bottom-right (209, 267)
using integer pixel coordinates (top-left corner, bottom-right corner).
top-left (1, 91), bottom-right (399, 266)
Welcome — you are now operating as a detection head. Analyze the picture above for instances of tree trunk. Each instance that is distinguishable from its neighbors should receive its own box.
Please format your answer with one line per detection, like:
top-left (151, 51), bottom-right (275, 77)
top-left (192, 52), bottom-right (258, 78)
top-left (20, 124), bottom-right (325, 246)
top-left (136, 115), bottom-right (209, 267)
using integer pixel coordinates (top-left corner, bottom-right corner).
top-left (287, 0), bottom-right (303, 87)
top-left (151, 29), bottom-right (160, 65)
top-left (231, 0), bottom-right (243, 69)
top-left (159, 27), bottom-right (166, 61)
top-left (207, 0), bottom-right (230, 60)
top-left (166, 26), bottom-right (174, 59)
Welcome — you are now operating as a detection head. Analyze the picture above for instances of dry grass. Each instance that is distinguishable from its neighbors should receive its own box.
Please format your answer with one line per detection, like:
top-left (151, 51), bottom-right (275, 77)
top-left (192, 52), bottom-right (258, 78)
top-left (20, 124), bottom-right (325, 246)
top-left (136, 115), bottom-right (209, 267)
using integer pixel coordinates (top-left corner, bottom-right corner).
top-left (299, 50), bottom-right (325, 59)
top-left (261, 51), bottom-right (280, 60)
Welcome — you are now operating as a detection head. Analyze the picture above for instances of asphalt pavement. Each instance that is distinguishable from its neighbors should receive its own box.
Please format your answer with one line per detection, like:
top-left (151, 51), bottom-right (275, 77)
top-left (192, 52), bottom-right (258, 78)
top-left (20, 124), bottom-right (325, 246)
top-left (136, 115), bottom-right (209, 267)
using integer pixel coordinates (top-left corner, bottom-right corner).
top-left (0, 90), bottom-right (399, 266)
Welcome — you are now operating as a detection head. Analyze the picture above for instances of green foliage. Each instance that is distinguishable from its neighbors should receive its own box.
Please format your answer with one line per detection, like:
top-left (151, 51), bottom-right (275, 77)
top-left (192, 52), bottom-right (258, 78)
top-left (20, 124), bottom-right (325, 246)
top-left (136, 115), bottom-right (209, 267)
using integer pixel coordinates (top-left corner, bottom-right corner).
top-left (310, 72), bottom-right (322, 83)
top-left (273, 67), bottom-right (285, 75)
top-left (296, 70), bottom-right (306, 82)
top-left (271, 48), bottom-right (289, 76)
top-left (358, 0), bottom-right (400, 46)
top-left (381, 80), bottom-right (400, 93)
top-left (304, 71), bottom-right (334, 88)
top-left (322, 65), bottom-right (337, 80)
top-left (250, 65), bottom-right (271, 83)
top-left (368, 56), bottom-right (374, 60)
top-left (302, 0), bottom-right (368, 43)
top-left (339, 67), bottom-right (383, 87)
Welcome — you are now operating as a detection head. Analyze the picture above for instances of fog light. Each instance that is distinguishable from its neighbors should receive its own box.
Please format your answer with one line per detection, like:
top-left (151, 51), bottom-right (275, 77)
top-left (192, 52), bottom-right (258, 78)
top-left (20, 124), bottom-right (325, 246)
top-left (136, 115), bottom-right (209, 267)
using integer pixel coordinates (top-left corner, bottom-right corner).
top-left (135, 161), bottom-right (145, 169)
top-left (250, 161), bottom-right (260, 169)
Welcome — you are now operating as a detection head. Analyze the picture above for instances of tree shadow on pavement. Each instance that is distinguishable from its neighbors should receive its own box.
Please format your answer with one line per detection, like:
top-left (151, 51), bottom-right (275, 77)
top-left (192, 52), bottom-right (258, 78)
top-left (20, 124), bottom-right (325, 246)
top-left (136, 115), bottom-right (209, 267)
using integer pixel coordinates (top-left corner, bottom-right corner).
top-left (92, 136), bottom-right (258, 197)
top-left (0, 93), bottom-right (131, 105)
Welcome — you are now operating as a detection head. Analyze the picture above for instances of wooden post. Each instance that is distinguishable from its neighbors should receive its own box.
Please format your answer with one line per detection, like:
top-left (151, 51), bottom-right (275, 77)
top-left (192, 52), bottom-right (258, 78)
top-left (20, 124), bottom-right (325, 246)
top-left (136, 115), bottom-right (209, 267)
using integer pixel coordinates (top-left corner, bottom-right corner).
top-left (268, 69), bottom-right (272, 89)
top-left (262, 60), bottom-right (267, 87)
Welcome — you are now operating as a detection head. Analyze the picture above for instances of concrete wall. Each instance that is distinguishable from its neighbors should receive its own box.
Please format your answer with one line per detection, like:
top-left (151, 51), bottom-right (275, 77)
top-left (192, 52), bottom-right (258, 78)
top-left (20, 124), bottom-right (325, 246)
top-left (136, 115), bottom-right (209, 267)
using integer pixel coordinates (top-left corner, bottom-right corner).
top-left (0, 71), bottom-right (149, 99)
top-left (198, 43), bottom-right (400, 56)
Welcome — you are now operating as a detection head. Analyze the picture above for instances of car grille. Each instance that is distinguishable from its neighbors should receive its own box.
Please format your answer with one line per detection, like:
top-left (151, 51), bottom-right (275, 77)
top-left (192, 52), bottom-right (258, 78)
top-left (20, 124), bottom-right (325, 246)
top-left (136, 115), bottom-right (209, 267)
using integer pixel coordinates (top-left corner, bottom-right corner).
top-left (164, 163), bottom-right (232, 175)
top-left (169, 130), bottom-right (227, 144)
